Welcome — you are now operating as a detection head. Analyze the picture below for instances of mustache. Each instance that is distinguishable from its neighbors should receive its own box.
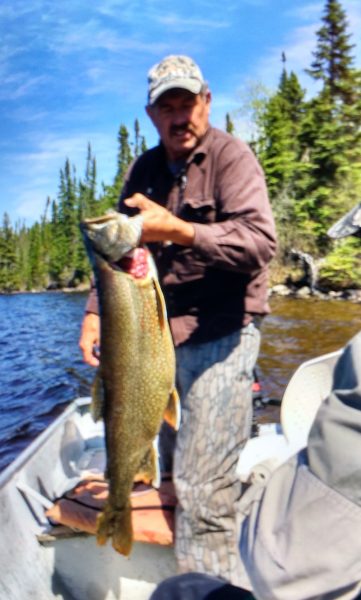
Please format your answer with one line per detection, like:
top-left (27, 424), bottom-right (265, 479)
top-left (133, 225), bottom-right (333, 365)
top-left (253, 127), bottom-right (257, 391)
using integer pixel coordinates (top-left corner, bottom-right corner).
top-left (170, 124), bottom-right (194, 135)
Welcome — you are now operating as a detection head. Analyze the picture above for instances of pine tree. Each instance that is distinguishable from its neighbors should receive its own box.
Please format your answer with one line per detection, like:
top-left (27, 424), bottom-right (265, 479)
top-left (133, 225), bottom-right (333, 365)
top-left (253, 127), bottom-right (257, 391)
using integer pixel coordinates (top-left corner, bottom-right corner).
top-left (225, 113), bottom-right (235, 135)
top-left (114, 125), bottom-right (133, 193)
top-left (306, 0), bottom-right (355, 103)
top-left (27, 222), bottom-right (48, 289)
top-left (0, 129), bottom-right (143, 290)
top-left (140, 135), bottom-right (147, 154)
top-left (57, 159), bottom-right (79, 283)
top-left (0, 213), bottom-right (19, 291)
top-left (48, 200), bottom-right (65, 286)
top-left (258, 54), bottom-right (305, 206)
top-left (134, 119), bottom-right (141, 157)
top-left (298, 0), bottom-right (361, 245)
top-left (80, 143), bottom-right (97, 218)
top-left (101, 124), bottom-right (134, 211)
top-left (15, 221), bottom-right (30, 290)
top-left (256, 59), bottom-right (306, 249)
top-left (76, 144), bottom-right (98, 281)
top-left (262, 70), bottom-right (305, 194)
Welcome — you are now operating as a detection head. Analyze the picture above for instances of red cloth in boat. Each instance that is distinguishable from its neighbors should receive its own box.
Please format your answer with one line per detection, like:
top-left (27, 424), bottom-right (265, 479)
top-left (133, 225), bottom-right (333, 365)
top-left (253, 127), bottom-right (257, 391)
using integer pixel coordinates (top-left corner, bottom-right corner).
top-left (45, 474), bottom-right (176, 546)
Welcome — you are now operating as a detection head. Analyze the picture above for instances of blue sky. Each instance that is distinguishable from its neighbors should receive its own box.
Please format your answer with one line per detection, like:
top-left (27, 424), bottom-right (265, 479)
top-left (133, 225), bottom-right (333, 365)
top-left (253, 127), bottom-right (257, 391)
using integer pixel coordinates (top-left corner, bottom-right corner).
top-left (1, 0), bottom-right (360, 226)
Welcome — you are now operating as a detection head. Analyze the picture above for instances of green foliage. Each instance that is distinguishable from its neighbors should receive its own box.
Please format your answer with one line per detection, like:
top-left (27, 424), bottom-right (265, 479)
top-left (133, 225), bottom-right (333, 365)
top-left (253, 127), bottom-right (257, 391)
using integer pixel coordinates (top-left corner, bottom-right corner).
top-left (101, 121), bottom-right (139, 212)
top-left (306, 0), bottom-right (355, 102)
top-left (1, 1), bottom-right (360, 293)
top-left (258, 69), bottom-right (305, 197)
top-left (249, 0), bottom-right (361, 267)
top-left (0, 213), bottom-right (21, 291)
top-left (318, 237), bottom-right (361, 289)
top-left (225, 113), bottom-right (235, 135)
top-left (113, 124), bottom-right (133, 197)
top-left (0, 121), bottom-right (145, 292)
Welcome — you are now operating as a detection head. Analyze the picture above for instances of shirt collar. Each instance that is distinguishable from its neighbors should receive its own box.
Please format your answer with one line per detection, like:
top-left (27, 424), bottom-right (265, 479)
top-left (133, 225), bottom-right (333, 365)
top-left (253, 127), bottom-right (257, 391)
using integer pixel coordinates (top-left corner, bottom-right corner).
top-left (158, 125), bottom-right (213, 167)
top-left (186, 125), bottom-right (212, 165)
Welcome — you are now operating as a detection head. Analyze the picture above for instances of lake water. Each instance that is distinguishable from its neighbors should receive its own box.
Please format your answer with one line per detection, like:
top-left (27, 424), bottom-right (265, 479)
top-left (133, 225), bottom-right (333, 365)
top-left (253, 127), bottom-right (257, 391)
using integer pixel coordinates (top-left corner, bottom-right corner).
top-left (0, 291), bottom-right (360, 472)
top-left (0, 292), bottom-right (93, 471)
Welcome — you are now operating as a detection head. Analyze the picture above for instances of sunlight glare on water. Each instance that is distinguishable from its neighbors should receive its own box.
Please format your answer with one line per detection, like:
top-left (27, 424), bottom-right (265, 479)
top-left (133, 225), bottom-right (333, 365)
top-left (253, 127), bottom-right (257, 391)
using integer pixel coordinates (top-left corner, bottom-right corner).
top-left (259, 295), bottom-right (361, 399)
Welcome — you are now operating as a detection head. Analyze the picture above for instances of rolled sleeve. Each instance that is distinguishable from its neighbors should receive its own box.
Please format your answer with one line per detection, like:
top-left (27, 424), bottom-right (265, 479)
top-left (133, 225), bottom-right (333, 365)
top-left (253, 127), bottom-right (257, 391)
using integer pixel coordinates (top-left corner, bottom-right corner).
top-left (84, 280), bottom-right (99, 315)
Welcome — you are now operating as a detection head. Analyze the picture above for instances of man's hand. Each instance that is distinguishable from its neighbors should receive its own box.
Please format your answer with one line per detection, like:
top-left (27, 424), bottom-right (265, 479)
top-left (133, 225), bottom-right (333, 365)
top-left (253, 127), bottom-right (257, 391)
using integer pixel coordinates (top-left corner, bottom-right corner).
top-left (79, 312), bottom-right (100, 367)
top-left (124, 193), bottom-right (195, 246)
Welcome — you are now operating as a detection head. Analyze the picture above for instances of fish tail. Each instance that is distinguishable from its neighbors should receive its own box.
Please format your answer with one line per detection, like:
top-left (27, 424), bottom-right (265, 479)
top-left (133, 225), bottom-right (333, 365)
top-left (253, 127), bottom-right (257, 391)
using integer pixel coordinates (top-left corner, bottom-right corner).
top-left (164, 388), bottom-right (181, 430)
top-left (96, 502), bottom-right (133, 556)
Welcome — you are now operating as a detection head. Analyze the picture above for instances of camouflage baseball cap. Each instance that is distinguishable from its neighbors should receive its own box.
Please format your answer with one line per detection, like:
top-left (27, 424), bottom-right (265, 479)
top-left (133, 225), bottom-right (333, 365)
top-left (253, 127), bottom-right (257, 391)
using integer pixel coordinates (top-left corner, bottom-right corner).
top-left (147, 55), bottom-right (205, 105)
top-left (327, 202), bottom-right (361, 238)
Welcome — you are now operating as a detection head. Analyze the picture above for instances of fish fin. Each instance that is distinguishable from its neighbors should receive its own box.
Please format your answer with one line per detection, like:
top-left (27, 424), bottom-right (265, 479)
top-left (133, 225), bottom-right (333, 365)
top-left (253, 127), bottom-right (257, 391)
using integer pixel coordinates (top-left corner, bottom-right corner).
top-left (153, 277), bottom-right (167, 330)
top-left (134, 439), bottom-right (161, 489)
top-left (163, 388), bottom-right (181, 431)
top-left (91, 371), bottom-right (104, 422)
top-left (147, 251), bottom-right (159, 279)
top-left (96, 503), bottom-right (133, 556)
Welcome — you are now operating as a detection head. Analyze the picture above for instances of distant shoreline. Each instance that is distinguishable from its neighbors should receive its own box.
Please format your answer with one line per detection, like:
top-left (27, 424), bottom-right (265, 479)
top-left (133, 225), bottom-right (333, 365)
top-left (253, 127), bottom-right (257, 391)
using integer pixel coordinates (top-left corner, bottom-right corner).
top-left (0, 284), bottom-right (90, 296)
top-left (1, 283), bottom-right (360, 303)
top-left (269, 283), bottom-right (361, 304)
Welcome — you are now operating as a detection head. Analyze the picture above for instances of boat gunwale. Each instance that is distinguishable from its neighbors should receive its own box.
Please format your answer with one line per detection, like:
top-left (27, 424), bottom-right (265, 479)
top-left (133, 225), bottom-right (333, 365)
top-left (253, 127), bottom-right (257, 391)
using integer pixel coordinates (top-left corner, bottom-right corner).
top-left (0, 396), bottom-right (91, 489)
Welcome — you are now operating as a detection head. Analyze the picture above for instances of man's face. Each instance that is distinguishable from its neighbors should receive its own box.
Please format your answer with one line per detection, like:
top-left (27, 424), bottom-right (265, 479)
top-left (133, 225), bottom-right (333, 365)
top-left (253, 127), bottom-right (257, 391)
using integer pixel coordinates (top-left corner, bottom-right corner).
top-left (146, 88), bottom-right (211, 161)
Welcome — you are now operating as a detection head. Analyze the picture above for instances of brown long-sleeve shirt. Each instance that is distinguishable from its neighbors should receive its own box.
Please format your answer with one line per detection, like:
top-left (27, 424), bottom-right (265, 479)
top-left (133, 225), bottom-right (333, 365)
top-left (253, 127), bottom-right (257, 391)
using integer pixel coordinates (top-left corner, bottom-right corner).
top-left (86, 126), bottom-right (277, 346)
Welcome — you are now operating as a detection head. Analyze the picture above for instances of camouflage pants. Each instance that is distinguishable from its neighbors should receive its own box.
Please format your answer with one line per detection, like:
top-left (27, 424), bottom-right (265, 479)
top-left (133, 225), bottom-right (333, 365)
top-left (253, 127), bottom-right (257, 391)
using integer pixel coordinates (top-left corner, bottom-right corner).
top-left (173, 323), bottom-right (260, 587)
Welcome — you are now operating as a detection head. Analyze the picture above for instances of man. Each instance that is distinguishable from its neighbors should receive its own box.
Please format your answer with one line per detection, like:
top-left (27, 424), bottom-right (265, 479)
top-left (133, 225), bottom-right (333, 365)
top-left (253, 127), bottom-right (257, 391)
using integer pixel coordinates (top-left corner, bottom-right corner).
top-left (149, 203), bottom-right (361, 599)
top-left (79, 55), bottom-right (276, 584)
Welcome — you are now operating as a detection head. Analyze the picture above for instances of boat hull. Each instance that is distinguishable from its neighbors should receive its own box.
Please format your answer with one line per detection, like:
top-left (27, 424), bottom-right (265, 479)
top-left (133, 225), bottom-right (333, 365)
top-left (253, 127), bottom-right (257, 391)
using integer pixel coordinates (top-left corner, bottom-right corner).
top-left (0, 398), bottom-right (176, 600)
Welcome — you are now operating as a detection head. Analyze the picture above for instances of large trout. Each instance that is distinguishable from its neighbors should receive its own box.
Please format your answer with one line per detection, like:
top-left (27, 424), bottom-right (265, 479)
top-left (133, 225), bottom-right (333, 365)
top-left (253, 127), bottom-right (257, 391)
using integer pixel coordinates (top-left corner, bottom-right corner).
top-left (80, 211), bottom-right (180, 556)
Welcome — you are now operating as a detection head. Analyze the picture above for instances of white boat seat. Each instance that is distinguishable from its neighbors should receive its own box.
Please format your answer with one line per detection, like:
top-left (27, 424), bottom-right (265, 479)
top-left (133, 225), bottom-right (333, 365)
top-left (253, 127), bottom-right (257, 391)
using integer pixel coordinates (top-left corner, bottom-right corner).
top-left (280, 348), bottom-right (342, 448)
top-left (237, 348), bottom-right (343, 483)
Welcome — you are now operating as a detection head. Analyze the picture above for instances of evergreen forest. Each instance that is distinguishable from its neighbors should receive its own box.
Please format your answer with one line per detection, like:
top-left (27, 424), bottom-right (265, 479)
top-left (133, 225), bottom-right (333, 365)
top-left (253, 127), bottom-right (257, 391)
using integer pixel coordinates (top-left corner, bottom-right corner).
top-left (1, 0), bottom-right (360, 293)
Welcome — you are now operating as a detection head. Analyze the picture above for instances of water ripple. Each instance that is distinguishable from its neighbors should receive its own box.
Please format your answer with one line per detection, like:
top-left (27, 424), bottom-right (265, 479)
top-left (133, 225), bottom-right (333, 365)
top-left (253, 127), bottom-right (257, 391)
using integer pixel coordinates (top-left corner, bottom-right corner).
top-left (0, 292), bottom-right (94, 471)
top-left (0, 292), bottom-right (360, 472)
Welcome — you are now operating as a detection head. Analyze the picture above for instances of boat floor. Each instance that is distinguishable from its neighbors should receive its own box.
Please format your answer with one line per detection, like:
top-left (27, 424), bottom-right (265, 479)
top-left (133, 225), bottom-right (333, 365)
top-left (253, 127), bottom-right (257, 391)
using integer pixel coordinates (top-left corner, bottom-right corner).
top-left (0, 398), bottom-right (177, 600)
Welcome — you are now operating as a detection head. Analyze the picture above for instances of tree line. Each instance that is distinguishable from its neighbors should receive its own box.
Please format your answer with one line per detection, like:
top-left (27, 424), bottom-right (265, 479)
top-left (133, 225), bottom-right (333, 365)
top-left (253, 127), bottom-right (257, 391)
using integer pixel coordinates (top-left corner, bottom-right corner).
top-left (242, 0), bottom-right (361, 289)
top-left (0, 123), bottom-right (145, 292)
top-left (0, 0), bottom-right (360, 293)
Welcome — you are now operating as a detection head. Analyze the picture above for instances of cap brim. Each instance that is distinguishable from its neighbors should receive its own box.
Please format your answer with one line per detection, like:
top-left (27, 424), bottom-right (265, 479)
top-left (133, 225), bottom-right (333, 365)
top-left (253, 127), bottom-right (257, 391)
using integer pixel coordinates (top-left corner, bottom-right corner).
top-left (149, 78), bottom-right (202, 105)
top-left (327, 203), bottom-right (361, 239)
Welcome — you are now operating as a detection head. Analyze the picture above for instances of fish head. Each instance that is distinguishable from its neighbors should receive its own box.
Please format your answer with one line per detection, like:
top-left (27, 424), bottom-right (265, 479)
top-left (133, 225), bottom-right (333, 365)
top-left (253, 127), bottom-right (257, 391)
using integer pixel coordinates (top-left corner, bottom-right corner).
top-left (80, 211), bottom-right (143, 263)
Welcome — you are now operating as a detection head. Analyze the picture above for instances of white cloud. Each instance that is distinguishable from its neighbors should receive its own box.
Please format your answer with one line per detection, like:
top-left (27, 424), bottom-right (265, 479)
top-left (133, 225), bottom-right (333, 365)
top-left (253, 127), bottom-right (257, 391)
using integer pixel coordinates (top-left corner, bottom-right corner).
top-left (286, 3), bottom-right (323, 21)
top-left (95, 0), bottom-right (143, 19)
top-left (253, 23), bottom-right (318, 91)
top-left (47, 17), bottom-right (170, 59)
top-left (249, 0), bottom-right (361, 96)
top-left (2, 130), bottom-right (119, 223)
top-left (156, 13), bottom-right (229, 29)
top-left (14, 190), bottom-right (53, 222)
top-left (0, 74), bottom-right (50, 101)
top-left (2, 106), bottom-right (49, 124)
top-left (0, 3), bottom-right (37, 20)
top-left (286, 0), bottom-right (361, 66)
top-left (1, 0), bottom-right (361, 226)
top-left (212, 92), bottom-right (240, 110)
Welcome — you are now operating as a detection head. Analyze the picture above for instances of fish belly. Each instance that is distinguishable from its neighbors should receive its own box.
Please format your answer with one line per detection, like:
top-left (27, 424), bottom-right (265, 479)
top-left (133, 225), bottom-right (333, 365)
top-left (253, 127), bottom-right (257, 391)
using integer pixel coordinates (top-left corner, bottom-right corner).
top-left (95, 264), bottom-right (176, 555)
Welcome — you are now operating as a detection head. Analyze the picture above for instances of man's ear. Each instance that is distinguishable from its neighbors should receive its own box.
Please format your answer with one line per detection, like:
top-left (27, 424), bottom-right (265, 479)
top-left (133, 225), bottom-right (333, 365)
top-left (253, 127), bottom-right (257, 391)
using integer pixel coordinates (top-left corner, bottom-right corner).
top-left (145, 104), bottom-right (154, 123)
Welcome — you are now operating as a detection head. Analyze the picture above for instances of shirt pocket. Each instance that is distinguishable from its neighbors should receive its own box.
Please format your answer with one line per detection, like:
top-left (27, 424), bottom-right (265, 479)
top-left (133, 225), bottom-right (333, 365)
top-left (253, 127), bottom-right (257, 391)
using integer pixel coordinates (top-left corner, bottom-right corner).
top-left (180, 194), bottom-right (216, 224)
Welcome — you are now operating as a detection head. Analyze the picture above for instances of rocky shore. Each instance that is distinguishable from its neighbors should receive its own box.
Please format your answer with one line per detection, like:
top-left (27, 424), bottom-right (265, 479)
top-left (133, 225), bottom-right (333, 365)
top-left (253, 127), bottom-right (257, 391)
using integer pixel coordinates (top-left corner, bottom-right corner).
top-left (270, 283), bottom-right (361, 303)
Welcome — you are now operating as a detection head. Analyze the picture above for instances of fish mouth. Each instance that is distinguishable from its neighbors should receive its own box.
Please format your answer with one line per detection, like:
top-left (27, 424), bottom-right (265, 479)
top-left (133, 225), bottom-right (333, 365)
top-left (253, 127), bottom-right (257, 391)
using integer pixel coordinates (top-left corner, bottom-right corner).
top-left (81, 213), bottom-right (116, 229)
top-left (80, 212), bottom-right (144, 263)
